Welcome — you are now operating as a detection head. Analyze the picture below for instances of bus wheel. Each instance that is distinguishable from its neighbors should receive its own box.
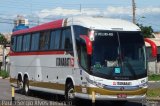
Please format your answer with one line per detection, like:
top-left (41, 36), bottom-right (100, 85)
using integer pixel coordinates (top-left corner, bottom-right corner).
top-left (23, 77), bottom-right (29, 95)
top-left (65, 83), bottom-right (75, 105)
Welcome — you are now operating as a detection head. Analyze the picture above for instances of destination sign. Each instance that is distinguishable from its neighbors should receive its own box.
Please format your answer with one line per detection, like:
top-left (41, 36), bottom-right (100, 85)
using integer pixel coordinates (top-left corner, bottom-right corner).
top-left (94, 32), bottom-right (114, 37)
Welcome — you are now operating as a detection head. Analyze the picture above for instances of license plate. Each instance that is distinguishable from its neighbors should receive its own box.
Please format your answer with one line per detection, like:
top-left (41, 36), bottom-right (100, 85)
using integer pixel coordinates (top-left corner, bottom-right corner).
top-left (117, 94), bottom-right (127, 98)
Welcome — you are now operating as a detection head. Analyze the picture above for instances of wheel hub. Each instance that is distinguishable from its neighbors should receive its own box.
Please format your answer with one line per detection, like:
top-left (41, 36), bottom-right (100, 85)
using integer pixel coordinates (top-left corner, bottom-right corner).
top-left (68, 88), bottom-right (75, 99)
top-left (18, 81), bottom-right (23, 89)
top-left (25, 84), bottom-right (28, 92)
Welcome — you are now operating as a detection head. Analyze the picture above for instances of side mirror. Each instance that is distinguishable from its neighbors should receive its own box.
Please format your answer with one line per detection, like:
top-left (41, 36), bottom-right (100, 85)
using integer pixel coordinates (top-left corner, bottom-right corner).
top-left (80, 35), bottom-right (92, 55)
top-left (144, 38), bottom-right (157, 57)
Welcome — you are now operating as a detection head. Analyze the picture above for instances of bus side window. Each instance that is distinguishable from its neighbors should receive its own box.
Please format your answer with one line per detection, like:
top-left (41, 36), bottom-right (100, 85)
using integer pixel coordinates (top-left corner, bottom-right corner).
top-left (31, 33), bottom-right (40, 51)
top-left (61, 27), bottom-right (73, 51)
top-left (22, 34), bottom-right (31, 52)
top-left (50, 30), bottom-right (61, 50)
top-left (39, 31), bottom-right (50, 50)
top-left (74, 25), bottom-right (89, 70)
top-left (76, 39), bottom-right (89, 71)
top-left (11, 36), bottom-right (16, 51)
top-left (54, 30), bottom-right (61, 49)
top-left (50, 31), bottom-right (56, 50)
top-left (16, 35), bottom-right (22, 52)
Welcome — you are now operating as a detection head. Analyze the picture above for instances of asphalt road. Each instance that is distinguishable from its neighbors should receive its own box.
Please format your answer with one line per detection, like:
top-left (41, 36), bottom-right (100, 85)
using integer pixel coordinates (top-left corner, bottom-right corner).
top-left (0, 79), bottom-right (159, 106)
top-left (148, 81), bottom-right (160, 89)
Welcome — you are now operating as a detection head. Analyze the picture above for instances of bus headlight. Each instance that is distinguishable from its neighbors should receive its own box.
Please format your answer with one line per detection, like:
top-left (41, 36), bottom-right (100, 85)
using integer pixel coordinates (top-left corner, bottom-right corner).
top-left (86, 77), bottom-right (105, 88)
top-left (139, 82), bottom-right (148, 88)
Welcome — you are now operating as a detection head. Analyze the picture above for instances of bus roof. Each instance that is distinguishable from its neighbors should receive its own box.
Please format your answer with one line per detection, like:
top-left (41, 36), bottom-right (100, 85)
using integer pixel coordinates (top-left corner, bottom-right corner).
top-left (13, 16), bottom-right (140, 36)
top-left (66, 16), bottom-right (141, 31)
top-left (12, 19), bottom-right (63, 35)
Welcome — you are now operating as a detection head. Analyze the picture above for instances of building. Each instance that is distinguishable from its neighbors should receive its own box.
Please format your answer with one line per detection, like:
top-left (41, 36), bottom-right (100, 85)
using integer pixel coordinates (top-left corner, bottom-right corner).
top-left (0, 33), bottom-right (11, 70)
top-left (13, 15), bottom-right (29, 32)
top-left (0, 15), bottom-right (29, 70)
top-left (145, 33), bottom-right (160, 74)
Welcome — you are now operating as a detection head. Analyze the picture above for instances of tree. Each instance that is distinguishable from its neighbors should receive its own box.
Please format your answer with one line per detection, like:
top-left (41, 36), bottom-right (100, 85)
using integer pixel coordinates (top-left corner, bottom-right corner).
top-left (0, 33), bottom-right (8, 45)
top-left (137, 24), bottom-right (154, 38)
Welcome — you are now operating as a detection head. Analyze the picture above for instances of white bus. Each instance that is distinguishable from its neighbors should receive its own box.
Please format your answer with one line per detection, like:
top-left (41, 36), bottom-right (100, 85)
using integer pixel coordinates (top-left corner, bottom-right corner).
top-left (10, 16), bottom-right (148, 104)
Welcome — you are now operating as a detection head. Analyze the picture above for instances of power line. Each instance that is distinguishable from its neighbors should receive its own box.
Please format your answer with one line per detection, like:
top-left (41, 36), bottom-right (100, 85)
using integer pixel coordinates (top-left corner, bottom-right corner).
top-left (1, 0), bottom-right (124, 6)
top-left (0, 15), bottom-right (56, 21)
top-left (0, 1), bottom-right (81, 10)
top-left (0, 21), bottom-right (13, 24)
top-left (0, 15), bottom-right (59, 26)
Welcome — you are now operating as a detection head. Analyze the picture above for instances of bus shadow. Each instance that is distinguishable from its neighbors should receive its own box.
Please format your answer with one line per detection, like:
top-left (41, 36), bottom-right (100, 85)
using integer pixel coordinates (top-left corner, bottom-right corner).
top-left (15, 89), bottom-right (65, 101)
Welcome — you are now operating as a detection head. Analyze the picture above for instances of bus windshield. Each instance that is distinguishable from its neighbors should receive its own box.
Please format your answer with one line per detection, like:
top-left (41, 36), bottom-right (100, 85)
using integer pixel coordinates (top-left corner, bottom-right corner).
top-left (91, 31), bottom-right (147, 80)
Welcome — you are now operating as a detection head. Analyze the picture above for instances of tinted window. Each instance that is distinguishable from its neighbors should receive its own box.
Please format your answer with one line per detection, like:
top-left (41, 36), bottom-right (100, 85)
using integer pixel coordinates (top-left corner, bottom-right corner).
top-left (11, 36), bottom-right (16, 51)
top-left (91, 31), bottom-right (146, 80)
top-left (146, 47), bottom-right (153, 61)
top-left (54, 30), bottom-right (61, 49)
top-left (73, 25), bottom-right (88, 39)
top-left (16, 36), bottom-right (22, 52)
top-left (31, 33), bottom-right (40, 51)
top-left (22, 34), bottom-right (31, 51)
top-left (76, 39), bottom-right (88, 70)
top-left (61, 28), bottom-right (73, 50)
top-left (39, 31), bottom-right (50, 50)
top-left (50, 31), bottom-right (56, 50)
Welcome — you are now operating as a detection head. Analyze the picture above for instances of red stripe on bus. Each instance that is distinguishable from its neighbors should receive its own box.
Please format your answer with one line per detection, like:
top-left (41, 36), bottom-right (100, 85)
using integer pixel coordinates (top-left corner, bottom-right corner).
top-left (9, 51), bottom-right (65, 56)
top-left (13, 19), bottom-right (63, 35)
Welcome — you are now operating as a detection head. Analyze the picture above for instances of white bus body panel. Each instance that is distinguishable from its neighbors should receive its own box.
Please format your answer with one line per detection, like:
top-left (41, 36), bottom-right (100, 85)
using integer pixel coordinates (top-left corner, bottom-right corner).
top-left (10, 16), bottom-right (147, 101)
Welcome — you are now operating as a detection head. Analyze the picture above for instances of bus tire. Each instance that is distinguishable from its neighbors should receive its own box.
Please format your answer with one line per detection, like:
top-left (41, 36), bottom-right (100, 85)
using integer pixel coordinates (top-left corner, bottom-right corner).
top-left (65, 82), bottom-right (75, 105)
top-left (23, 77), bottom-right (29, 96)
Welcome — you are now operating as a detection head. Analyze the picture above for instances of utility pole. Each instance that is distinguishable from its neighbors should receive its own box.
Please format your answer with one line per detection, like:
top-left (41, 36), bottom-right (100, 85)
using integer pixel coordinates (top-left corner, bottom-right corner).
top-left (2, 44), bottom-right (5, 70)
top-left (132, 0), bottom-right (136, 24)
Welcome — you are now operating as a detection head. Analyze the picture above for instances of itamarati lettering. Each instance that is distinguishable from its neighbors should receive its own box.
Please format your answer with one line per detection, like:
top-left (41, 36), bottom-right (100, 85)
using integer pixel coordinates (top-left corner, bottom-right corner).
top-left (56, 58), bottom-right (74, 67)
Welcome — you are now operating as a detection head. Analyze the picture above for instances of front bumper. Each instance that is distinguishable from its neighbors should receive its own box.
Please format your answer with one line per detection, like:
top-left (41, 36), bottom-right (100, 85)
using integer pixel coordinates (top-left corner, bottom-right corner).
top-left (75, 93), bottom-right (146, 101)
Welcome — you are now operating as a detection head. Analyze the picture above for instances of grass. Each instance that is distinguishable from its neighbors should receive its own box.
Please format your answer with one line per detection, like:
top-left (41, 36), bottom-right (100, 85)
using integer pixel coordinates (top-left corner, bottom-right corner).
top-left (148, 74), bottom-right (160, 81)
top-left (147, 88), bottom-right (160, 97)
top-left (147, 74), bottom-right (160, 98)
top-left (0, 70), bottom-right (9, 79)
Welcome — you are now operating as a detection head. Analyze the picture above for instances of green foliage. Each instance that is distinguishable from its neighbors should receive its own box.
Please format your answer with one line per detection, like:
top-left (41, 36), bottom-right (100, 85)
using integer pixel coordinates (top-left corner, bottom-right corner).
top-left (148, 74), bottom-right (160, 81)
top-left (0, 33), bottom-right (7, 44)
top-left (0, 70), bottom-right (9, 79)
top-left (137, 24), bottom-right (154, 38)
top-left (147, 88), bottom-right (160, 97)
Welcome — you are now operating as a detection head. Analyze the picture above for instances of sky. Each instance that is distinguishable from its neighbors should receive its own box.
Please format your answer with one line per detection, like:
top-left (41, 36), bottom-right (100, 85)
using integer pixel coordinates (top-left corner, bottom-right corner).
top-left (0, 0), bottom-right (160, 33)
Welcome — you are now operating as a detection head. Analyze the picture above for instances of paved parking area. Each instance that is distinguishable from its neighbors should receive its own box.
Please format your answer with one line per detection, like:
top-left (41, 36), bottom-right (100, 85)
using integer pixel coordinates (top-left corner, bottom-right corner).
top-left (0, 79), bottom-right (159, 106)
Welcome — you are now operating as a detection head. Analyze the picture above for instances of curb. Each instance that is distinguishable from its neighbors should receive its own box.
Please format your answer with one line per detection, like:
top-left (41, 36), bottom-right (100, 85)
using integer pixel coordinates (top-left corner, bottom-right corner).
top-left (0, 77), bottom-right (10, 79)
top-left (5, 77), bottom-right (10, 80)
top-left (147, 97), bottom-right (160, 101)
top-left (148, 81), bottom-right (160, 83)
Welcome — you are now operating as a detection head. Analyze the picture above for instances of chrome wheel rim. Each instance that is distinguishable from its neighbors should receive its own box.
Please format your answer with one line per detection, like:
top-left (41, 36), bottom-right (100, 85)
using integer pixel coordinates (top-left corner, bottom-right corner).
top-left (68, 88), bottom-right (74, 99)
top-left (18, 81), bottom-right (23, 89)
top-left (25, 84), bottom-right (28, 93)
